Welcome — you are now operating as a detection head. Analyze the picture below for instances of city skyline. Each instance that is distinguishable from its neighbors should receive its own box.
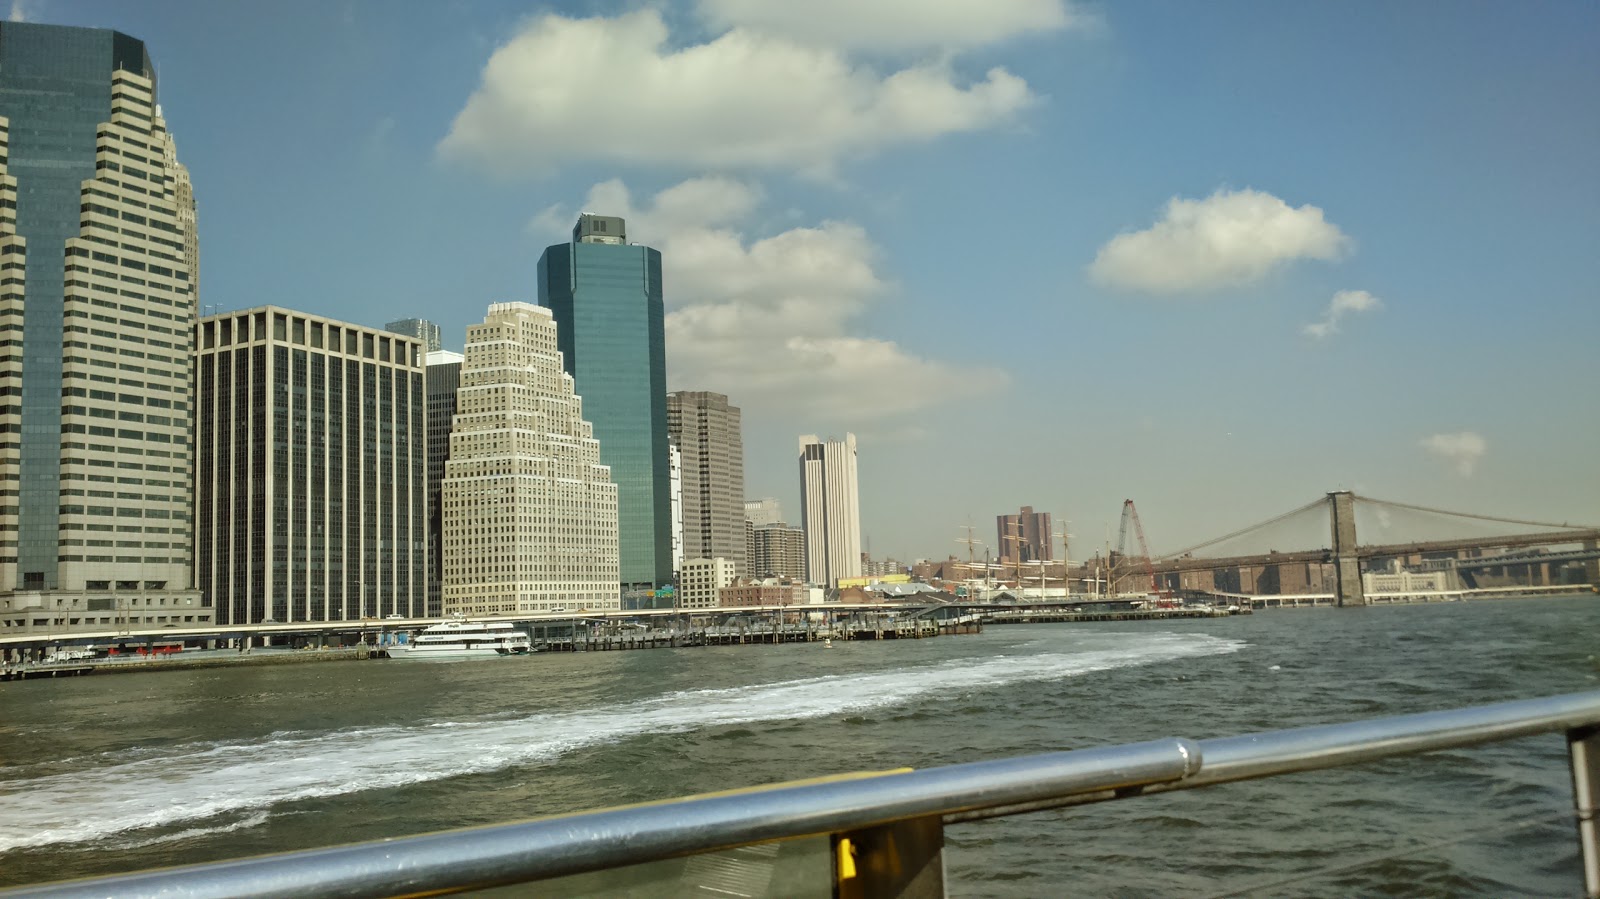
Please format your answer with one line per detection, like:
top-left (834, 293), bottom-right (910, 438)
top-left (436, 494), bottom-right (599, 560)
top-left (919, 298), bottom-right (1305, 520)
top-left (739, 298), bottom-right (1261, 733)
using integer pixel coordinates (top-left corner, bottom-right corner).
top-left (18, 1), bottom-right (1597, 565)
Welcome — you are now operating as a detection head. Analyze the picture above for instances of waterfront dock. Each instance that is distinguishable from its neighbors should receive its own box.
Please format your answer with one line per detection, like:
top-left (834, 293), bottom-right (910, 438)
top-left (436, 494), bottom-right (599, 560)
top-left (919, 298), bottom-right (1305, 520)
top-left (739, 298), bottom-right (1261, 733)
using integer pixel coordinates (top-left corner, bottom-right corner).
top-left (988, 607), bottom-right (1240, 625)
top-left (1, 646), bottom-right (377, 681)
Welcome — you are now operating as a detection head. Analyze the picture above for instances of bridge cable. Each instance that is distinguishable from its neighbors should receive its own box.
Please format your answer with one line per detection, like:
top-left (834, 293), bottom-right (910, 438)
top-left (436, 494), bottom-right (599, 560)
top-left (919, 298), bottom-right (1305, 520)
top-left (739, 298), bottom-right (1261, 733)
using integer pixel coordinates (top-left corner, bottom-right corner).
top-left (1156, 497), bottom-right (1328, 561)
top-left (1200, 809), bottom-right (1566, 899)
top-left (1354, 495), bottom-right (1597, 531)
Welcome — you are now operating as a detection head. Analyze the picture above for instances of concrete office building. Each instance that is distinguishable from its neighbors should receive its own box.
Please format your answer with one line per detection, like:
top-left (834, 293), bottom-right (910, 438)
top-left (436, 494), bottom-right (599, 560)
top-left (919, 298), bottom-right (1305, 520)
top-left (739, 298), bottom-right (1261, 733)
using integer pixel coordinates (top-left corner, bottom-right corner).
top-left (0, 24), bottom-right (206, 636)
top-left (537, 215), bottom-right (671, 589)
top-left (997, 506), bottom-right (1053, 563)
top-left (745, 498), bottom-right (783, 527)
top-left (750, 522), bottom-right (806, 581)
top-left (669, 441), bottom-right (683, 576)
top-left (798, 434), bottom-right (862, 586)
top-left (679, 557), bottom-right (735, 609)
top-left (194, 308), bottom-right (427, 624)
top-left (441, 302), bottom-right (618, 615)
top-left (386, 318), bottom-right (442, 354)
top-left (423, 349), bottom-right (463, 617)
top-left (667, 391), bottom-right (745, 576)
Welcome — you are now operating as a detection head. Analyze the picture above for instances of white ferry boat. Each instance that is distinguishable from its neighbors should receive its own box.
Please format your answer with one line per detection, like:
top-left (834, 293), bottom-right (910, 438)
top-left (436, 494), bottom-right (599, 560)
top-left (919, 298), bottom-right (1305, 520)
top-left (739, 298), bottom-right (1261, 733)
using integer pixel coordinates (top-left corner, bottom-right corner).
top-left (395, 618), bottom-right (531, 660)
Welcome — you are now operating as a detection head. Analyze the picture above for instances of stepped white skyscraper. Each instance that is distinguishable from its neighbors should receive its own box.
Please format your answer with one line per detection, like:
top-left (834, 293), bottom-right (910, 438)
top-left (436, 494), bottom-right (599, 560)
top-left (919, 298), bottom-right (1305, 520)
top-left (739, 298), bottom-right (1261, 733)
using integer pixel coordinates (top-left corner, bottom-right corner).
top-left (0, 24), bottom-right (202, 636)
top-left (798, 434), bottom-right (861, 586)
top-left (441, 303), bottom-right (618, 615)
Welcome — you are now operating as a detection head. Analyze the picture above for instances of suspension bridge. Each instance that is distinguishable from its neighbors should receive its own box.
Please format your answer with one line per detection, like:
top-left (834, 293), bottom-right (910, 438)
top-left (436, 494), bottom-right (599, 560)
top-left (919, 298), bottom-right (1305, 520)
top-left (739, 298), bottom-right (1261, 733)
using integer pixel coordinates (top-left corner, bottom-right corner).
top-left (1149, 491), bottom-right (1600, 606)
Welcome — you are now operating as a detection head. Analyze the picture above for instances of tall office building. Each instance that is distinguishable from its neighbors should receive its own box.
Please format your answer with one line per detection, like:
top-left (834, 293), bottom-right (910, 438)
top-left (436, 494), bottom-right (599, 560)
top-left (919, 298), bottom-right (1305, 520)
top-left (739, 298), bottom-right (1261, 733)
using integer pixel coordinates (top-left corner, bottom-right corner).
top-left (997, 506), bottom-right (1053, 563)
top-left (194, 308), bottom-right (427, 624)
top-left (537, 214), bottom-right (670, 588)
top-left (668, 441), bottom-right (683, 576)
top-left (441, 302), bottom-right (618, 615)
top-left (798, 434), bottom-right (862, 586)
top-left (0, 24), bottom-right (204, 636)
top-left (667, 391), bottom-right (745, 576)
top-left (386, 318), bottom-right (442, 353)
top-left (424, 349), bottom-right (463, 617)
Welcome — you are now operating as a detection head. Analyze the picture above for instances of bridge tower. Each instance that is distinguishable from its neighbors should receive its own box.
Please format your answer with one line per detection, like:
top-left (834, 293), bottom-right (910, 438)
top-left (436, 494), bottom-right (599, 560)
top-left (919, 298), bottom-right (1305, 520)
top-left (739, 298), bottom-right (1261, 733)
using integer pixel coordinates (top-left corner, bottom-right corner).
top-left (1329, 491), bottom-right (1366, 607)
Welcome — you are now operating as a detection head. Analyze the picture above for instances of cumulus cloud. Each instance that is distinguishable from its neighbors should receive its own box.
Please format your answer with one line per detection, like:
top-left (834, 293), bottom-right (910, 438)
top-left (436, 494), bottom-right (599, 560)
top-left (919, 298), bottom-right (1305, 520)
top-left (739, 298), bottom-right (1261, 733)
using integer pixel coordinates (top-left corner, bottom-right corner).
top-left (8, 0), bottom-right (32, 23)
top-left (1421, 431), bottom-right (1487, 477)
top-left (439, 10), bottom-right (1035, 177)
top-left (696, 0), bottom-right (1078, 52)
top-left (532, 179), bottom-right (1007, 420)
top-left (1089, 188), bottom-right (1350, 294)
top-left (1304, 289), bottom-right (1383, 339)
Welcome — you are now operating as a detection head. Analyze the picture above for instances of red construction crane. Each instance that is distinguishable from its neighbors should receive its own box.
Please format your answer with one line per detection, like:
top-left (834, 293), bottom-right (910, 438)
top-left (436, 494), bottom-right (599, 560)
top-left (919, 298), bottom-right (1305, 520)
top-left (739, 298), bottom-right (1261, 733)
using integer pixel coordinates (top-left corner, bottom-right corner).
top-left (1116, 499), bottom-right (1158, 594)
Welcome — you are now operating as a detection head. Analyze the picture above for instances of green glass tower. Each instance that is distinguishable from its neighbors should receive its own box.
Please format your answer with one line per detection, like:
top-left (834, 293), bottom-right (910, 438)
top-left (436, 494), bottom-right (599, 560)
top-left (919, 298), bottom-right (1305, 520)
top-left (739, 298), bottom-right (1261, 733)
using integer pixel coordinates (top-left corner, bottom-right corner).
top-left (537, 215), bottom-right (671, 588)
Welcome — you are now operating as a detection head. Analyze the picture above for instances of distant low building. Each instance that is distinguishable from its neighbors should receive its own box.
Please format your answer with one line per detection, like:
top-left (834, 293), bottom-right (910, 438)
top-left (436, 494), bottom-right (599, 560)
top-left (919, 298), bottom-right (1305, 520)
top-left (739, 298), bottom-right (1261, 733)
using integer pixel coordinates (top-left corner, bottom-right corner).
top-left (1364, 566), bottom-right (1454, 594)
top-left (719, 577), bottom-right (806, 608)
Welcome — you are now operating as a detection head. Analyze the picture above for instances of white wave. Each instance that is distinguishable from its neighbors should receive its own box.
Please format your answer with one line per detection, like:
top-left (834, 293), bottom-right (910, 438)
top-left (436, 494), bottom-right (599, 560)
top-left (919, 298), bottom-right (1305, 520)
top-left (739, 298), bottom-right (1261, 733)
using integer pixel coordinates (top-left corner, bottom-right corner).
top-left (0, 632), bottom-right (1242, 853)
top-left (107, 811), bottom-right (277, 851)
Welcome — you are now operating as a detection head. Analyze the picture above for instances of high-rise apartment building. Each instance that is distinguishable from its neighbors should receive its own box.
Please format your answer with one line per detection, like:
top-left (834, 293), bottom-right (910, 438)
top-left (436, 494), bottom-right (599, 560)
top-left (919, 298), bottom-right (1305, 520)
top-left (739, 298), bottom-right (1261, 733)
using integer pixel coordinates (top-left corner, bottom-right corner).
top-left (424, 349), bottom-right (463, 617)
top-left (194, 308), bottom-right (427, 623)
top-left (441, 302), bottom-right (618, 615)
top-left (0, 24), bottom-right (205, 636)
top-left (667, 391), bottom-right (745, 576)
top-left (538, 215), bottom-right (670, 589)
top-left (386, 318), bottom-right (442, 353)
top-left (997, 506), bottom-right (1053, 563)
top-left (798, 434), bottom-right (862, 586)
top-left (750, 522), bottom-right (806, 580)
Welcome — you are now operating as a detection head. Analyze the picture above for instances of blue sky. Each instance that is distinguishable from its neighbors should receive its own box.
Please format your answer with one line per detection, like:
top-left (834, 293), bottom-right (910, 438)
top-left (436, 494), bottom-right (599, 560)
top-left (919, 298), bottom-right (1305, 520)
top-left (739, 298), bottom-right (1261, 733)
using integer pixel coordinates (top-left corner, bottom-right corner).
top-left (22, 0), bottom-right (1598, 562)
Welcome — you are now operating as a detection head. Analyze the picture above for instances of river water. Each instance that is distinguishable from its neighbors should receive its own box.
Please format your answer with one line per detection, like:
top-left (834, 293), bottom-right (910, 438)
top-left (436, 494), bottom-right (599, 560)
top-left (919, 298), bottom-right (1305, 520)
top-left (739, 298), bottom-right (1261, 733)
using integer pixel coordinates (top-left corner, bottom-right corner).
top-left (2, 596), bottom-right (1597, 896)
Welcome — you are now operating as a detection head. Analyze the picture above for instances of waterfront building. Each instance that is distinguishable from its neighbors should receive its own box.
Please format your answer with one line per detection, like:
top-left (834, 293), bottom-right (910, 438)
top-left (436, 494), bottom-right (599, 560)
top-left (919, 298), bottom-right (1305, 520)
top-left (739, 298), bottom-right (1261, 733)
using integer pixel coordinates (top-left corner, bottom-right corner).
top-left (679, 557), bottom-right (735, 609)
top-left (667, 391), bottom-right (746, 576)
top-left (669, 441), bottom-right (683, 576)
top-left (745, 497), bottom-right (783, 527)
top-left (441, 302), bottom-right (618, 615)
top-left (537, 214), bottom-right (671, 589)
top-left (0, 24), bottom-right (207, 636)
top-left (424, 349), bottom-right (464, 617)
top-left (195, 308), bottom-right (427, 623)
top-left (997, 506), bottom-right (1053, 563)
top-left (750, 522), bottom-right (806, 580)
top-left (385, 318), bottom-right (442, 353)
top-left (798, 434), bottom-right (862, 586)
top-left (719, 576), bottom-right (805, 608)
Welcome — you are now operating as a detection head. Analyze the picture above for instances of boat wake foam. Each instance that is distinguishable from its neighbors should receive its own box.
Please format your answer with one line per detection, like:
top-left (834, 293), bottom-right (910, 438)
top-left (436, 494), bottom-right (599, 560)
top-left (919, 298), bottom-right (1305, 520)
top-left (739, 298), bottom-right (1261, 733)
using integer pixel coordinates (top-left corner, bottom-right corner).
top-left (0, 631), bottom-right (1243, 853)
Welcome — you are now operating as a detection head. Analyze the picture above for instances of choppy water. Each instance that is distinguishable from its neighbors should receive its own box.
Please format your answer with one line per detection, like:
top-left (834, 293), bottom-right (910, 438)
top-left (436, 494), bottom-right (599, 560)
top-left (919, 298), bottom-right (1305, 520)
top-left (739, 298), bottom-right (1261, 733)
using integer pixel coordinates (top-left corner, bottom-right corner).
top-left (2, 596), bottom-right (1597, 896)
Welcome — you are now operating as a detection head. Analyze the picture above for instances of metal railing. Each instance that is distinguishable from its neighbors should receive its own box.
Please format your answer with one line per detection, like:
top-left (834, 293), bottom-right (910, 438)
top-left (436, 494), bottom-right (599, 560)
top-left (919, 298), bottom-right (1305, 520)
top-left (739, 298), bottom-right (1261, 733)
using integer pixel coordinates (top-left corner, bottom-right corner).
top-left (7, 690), bottom-right (1600, 899)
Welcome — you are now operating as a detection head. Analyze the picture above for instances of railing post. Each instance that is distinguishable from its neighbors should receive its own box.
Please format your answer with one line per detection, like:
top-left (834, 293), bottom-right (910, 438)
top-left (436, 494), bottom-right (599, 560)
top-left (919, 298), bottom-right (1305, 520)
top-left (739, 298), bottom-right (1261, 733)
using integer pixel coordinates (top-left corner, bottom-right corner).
top-left (1573, 724), bottom-right (1600, 899)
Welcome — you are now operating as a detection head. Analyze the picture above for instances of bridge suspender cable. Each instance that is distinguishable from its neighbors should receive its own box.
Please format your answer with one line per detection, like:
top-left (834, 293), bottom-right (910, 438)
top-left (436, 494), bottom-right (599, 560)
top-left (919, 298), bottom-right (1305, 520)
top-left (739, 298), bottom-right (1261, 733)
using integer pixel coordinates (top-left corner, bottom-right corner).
top-left (1353, 495), bottom-right (1597, 531)
top-left (1155, 497), bottom-right (1329, 562)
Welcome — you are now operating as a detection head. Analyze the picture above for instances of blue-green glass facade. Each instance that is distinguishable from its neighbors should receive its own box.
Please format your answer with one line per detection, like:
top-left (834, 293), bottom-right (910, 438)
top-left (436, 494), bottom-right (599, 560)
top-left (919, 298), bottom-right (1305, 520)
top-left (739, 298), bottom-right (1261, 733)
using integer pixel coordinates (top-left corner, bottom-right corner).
top-left (0, 23), bottom-right (152, 587)
top-left (538, 240), bottom-right (671, 588)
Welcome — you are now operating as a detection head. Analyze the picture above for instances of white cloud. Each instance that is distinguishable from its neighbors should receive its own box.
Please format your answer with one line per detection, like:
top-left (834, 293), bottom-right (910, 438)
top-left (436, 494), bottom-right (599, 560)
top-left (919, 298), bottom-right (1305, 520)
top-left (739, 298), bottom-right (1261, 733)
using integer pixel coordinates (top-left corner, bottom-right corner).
top-left (8, 0), bottom-right (32, 23)
top-left (439, 10), bottom-right (1035, 177)
top-left (697, 0), bottom-right (1077, 52)
top-left (1421, 431), bottom-right (1487, 477)
top-left (1089, 188), bottom-right (1350, 294)
top-left (1303, 289), bottom-right (1383, 339)
top-left (532, 179), bottom-right (1006, 420)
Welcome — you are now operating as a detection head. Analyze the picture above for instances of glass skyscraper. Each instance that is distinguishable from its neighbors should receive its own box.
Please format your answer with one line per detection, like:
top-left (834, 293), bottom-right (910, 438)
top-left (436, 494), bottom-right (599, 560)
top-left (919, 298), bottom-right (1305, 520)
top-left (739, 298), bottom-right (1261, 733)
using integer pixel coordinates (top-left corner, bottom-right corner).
top-left (0, 24), bottom-right (204, 636)
top-left (537, 215), bottom-right (671, 588)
